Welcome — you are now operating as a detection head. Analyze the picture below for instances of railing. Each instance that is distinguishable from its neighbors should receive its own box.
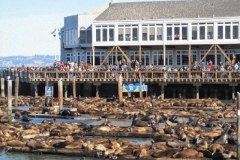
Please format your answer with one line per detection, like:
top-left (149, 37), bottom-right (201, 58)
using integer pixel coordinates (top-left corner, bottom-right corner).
top-left (1, 70), bottom-right (240, 83)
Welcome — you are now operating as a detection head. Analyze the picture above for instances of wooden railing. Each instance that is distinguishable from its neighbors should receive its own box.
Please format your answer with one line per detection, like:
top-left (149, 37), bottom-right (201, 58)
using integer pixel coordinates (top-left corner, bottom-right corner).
top-left (0, 70), bottom-right (240, 83)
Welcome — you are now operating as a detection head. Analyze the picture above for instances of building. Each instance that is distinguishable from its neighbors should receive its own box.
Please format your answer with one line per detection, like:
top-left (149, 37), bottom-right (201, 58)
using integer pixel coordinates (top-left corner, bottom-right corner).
top-left (61, 0), bottom-right (240, 68)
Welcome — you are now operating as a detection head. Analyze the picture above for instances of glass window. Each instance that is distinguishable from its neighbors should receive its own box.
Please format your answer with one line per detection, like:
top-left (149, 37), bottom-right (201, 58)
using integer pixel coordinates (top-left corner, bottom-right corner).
top-left (109, 28), bottom-right (114, 41)
top-left (80, 30), bottom-right (85, 43)
top-left (192, 26), bottom-right (197, 40)
top-left (118, 28), bottom-right (123, 41)
top-left (174, 27), bottom-right (180, 40)
top-left (96, 29), bottom-right (100, 42)
top-left (200, 26), bottom-right (205, 40)
top-left (132, 28), bottom-right (138, 41)
top-left (102, 28), bottom-right (107, 41)
top-left (225, 26), bottom-right (230, 39)
top-left (125, 27), bottom-right (131, 41)
top-left (157, 25), bottom-right (162, 40)
top-left (142, 27), bottom-right (147, 41)
top-left (182, 27), bottom-right (187, 40)
top-left (167, 27), bottom-right (172, 40)
top-left (87, 30), bottom-right (92, 43)
top-left (233, 25), bottom-right (238, 39)
top-left (207, 26), bottom-right (213, 39)
top-left (218, 26), bottom-right (223, 39)
top-left (149, 27), bottom-right (155, 40)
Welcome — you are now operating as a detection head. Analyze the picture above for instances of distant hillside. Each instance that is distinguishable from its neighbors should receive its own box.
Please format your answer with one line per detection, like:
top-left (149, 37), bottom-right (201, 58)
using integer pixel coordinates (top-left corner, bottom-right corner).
top-left (0, 55), bottom-right (60, 68)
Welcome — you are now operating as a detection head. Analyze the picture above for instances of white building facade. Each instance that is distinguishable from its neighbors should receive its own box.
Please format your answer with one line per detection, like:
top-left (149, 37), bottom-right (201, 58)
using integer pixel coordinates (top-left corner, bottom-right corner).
top-left (61, 0), bottom-right (240, 68)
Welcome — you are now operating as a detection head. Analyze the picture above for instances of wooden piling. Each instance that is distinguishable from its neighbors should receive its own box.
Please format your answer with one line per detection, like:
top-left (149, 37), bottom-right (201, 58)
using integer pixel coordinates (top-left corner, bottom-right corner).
top-left (8, 80), bottom-right (12, 123)
top-left (1, 78), bottom-right (5, 97)
top-left (15, 76), bottom-right (19, 107)
top-left (118, 74), bottom-right (123, 102)
top-left (45, 75), bottom-right (48, 86)
top-left (237, 92), bottom-right (240, 160)
top-left (64, 85), bottom-right (68, 99)
top-left (72, 76), bottom-right (76, 98)
top-left (139, 76), bottom-right (143, 98)
top-left (58, 80), bottom-right (63, 110)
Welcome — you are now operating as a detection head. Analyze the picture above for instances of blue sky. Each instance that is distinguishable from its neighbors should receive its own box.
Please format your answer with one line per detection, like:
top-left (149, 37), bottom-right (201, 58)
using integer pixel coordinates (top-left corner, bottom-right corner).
top-left (0, 0), bottom-right (165, 56)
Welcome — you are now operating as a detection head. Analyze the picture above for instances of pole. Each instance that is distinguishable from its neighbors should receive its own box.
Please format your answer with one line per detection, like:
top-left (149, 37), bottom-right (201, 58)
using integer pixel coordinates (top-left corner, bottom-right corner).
top-left (118, 74), bottom-right (123, 102)
top-left (1, 78), bottom-right (5, 97)
top-left (139, 76), bottom-right (143, 98)
top-left (15, 77), bottom-right (19, 107)
top-left (72, 76), bottom-right (76, 98)
top-left (237, 92), bottom-right (240, 159)
top-left (64, 85), bottom-right (68, 99)
top-left (8, 80), bottom-right (13, 123)
top-left (58, 80), bottom-right (63, 110)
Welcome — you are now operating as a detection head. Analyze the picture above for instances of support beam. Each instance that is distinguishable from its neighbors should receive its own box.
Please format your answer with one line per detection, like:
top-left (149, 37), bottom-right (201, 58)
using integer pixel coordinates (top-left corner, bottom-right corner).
top-left (115, 46), bottom-right (118, 63)
top-left (34, 84), bottom-right (38, 97)
top-left (58, 80), bottom-right (63, 110)
top-left (8, 80), bottom-right (13, 123)
top-left (139, 76), bottom-right (143, 98)
top-left (216, 45), bottom-right (231, 63)
top-left (15, 77), bottom-right (19, 107)
top-left (196, 85), bottom-right (199, 99)
top-left (118, 74), bottom-right (123, 102)
top-left (163, 45), bottom-right (166, 66)
top-left (96, 85), bottom-right (99, 97)
top-left (92, 46), bottom-right (95, 67)
top-left (139, 45), bottom-right (142, 63)
top-left (64, 85), bottom-right (68, 99)
top-left (72, 76), bottom-right (76, 98)
top-left (214, 45), bottom-right (217, 68)
top-left (237, 92), bottom-right (240, 159)
top-left (1, 78), bottom-right (5, 97)
top-left (199, 45), bottom-right (214, 63)
top-left (161, 85), bottom-right (164, 100)
top-left (188, 45), bottom-right (191, 70)
top-left (117, 46), bottom-right (131, 63)
top-left (100, 46), bottom-right (116, 68)
top-left (45, 75), bottom-right (49, 87)
top-left (232, 86), bottom-right (235, 100)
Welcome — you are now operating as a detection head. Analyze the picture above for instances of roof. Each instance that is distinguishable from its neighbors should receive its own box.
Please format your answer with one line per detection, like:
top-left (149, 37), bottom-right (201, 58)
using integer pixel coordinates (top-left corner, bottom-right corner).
top-left (95, 0), bottom-right (240, 21)
top-left (85, 4), bottom-right (109, 15)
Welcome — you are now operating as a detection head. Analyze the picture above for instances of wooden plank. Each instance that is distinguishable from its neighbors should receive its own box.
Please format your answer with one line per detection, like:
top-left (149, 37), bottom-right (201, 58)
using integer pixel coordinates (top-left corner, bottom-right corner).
top-left (117, 46), bottom-right (131, 63)
top-left (216, 45), bottom-right (231, 63)
top-left (99, 46), bottom-right (116, 68)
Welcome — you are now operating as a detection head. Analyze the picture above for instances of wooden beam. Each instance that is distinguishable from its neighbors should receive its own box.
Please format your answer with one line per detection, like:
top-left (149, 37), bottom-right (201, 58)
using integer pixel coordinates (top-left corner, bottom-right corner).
top-left (139, 46), bottom-right (142, 62)
top-left (216, 45), bottom-right (231, 63)
top-left (99, 46), bottom-right (116, 68)
top-left (214, 45), bottom-right (217, 67)
top-left (115, 46), bottom-right (118, 63)
top-left (199, 45), bottom-right (214, 63)
top-left (188, 45), bottom-right (191, 70)
top-left (117, 46), bottom-right (131, 63)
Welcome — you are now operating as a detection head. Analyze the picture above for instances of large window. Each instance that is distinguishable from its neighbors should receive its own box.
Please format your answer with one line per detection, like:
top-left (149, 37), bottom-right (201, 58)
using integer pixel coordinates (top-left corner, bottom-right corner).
top-left (174, 24), bottom-right (180, 40)
top-left (207, 23), bottom-right (213, 39)
top-left (192, 25), bottom-right (198, 40)
top-left (118, 26), bottom-right (123, 41)
top-left (125, 25), bottom-right (131, 41)
top-left (225, 23), bottom-right (231, 39)
top-left (233, 22), bottom-right (238, 39)
top-left (149, 25), bottom-right (155, 41)
top-left (153, 51), bottom-right (173, 66)
top-left (177, 50), bottom-right (197, 66)
top-left (157, 24), bottom-right (163, 40)
top-left (182, 24), bottom-right (188, 40)
top-left (102, 26), bottom-right (107, 41)
top-left (132, 25), bottom-right (138, 41)
top-left (167, 25), bottom-right (173, 40)
top-left (80, 29), bottom-right (85, 43)
top-left (96, 27), bottom-right (101, 42)
top-left (142, 25), bottom-right (148, 41)
top-left (200, 24), bottom-right (205, 40)
top-left (109, 25), bottom-right (114, 41)
top-left (218, 24), bottom-right (223, 39)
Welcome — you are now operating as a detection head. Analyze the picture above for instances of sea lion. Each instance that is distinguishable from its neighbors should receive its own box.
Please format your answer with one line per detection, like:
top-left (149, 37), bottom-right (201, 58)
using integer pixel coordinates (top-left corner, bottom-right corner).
top-left (21, 114), bottom-right (30, 121)
top-left (41, 118), bottom-right (56, 124)
top-left (7, 140), bottom-right (26, 147)
top-left (132, 114), bottom-right (150, 127)
top-left (173, 149), bottom-right (204, 158)
top-left (152, 149), bottom-right (179, 158)
top-left (26, 139), bottom-right (48, 149)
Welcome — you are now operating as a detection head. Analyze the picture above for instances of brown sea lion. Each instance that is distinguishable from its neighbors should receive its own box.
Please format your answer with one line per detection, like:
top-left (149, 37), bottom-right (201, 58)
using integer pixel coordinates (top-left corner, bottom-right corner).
top-left (26, 139), bottom-right (48, 149)
top-left (7, 140), bottom-right (26, 147)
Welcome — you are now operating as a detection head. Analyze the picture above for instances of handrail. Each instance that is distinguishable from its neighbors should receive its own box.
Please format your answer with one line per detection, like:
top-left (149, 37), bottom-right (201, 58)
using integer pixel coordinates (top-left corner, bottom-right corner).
top-left (0, 70), bottom-right (239, 83)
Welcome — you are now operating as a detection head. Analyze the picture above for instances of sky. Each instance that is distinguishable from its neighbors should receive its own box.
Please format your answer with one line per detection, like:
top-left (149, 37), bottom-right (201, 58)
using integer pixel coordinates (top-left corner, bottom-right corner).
top-left (0, 0), bottom-right (167, 57)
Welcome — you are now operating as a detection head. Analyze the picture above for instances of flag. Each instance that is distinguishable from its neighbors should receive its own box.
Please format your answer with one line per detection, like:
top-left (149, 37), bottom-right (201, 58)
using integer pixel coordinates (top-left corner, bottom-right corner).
top-left (58, 29), bottom-right (61, 40)
top-left (51, 28), bottom-right (56, 37)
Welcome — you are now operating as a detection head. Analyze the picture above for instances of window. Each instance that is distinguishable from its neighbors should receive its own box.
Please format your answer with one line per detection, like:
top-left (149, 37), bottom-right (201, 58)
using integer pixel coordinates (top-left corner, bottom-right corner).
top-left (132, 27), bottom-right (138, 41)
top-left (109, 28), bottom-right (114, 41)
top-left (233, 25), bottom-right (238, 39)
top-left (157, 24), bottom-right (162, 40)
top-left (167, 26), bottom-right (172, 40)
top-left (200, 25), bottom-right (205, 40)
top-left (96, 28), bottom-right (100, 42)
top-left (207, 25), bottom-right (213, 39)
top-left (192, 26), bottom-right (197, 40)
top-left (80, 30), bottom-right (85, 43)
top-left (142, 27), bottom-right (148, 41)
top-left (149, 27), bottom-right (155, 41)
top-left (218, 26), bottom-right (223, 39)
top-left (118, 28), bottom-right (123, 41)
top-left (87, 30), bottom-right (92, 43)
top-left (182, 26), bottom-right (187, 40)
top-left (125, 26), bottom-right (131, 41)
top-left (225, 25), bottom-right (231, 39)
top-left (102, 28), bottom-right (107, 41)
top-left (174, 26), bottom-right (180, 40)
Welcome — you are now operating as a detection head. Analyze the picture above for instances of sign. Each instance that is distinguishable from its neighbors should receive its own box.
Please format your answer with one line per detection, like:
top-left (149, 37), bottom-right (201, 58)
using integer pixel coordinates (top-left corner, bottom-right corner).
top-left (45, 86), bottom-right (52, 97)
top-left (123, 83), bottom-right (148, 92)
